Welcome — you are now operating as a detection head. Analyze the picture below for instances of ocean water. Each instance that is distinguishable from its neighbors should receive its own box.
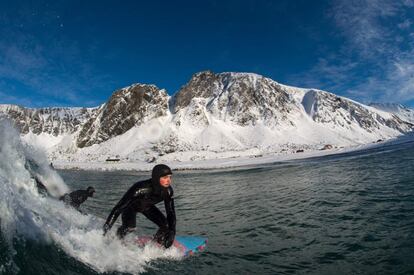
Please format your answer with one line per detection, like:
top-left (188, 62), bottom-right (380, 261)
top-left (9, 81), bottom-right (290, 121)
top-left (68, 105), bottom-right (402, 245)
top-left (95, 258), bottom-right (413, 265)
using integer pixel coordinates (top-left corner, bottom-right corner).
top-left (1, 133), bottom-right (414, 274)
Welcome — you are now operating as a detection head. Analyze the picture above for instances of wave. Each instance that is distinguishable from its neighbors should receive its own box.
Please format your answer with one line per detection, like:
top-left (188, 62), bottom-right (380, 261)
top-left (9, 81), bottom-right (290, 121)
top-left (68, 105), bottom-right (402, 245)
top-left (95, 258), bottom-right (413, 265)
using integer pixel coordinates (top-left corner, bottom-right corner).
top-left (0, 118), bottom-right (182, 274)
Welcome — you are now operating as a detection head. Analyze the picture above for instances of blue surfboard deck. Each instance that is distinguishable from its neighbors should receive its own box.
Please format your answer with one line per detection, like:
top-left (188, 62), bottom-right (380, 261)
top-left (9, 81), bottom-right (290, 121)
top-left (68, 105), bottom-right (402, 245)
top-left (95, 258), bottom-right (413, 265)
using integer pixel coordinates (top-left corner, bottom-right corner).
top-left (135, 235), bottom-right (208, 256)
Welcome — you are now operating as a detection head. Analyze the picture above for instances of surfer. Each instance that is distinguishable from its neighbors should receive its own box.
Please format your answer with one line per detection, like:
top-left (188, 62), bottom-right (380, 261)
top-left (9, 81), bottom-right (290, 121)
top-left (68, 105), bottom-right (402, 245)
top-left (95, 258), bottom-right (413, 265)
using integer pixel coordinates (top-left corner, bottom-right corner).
top-left (102, 164), bottom-right (176, 249)
top-left (60, 186), bottom-right (96, 211)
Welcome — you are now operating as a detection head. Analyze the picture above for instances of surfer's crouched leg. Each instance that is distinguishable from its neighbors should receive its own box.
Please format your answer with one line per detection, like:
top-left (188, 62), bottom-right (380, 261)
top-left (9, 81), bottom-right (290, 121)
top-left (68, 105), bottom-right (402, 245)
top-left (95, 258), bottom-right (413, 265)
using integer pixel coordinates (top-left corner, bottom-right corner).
top-left (117, 208), bottom-right (137, 239)
top-left (142, 206), bottom-right (170, 245)
top-left (116, 225), bottom-right (136, 239)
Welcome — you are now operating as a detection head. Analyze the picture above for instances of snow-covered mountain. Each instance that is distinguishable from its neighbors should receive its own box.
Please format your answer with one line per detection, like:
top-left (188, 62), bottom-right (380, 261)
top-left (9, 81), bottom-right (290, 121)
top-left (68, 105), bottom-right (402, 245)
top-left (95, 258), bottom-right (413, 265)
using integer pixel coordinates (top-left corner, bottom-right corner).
top-left (1, 71), bottom-right (412, 165)
top-left (0, 104), bottom-right (97, 136)
top-left (369, 103), bottom-right (414, 124)
top-left (76, 84), bottom-right (169, 148)
top-left (172, 71), bottom-right (295, 127)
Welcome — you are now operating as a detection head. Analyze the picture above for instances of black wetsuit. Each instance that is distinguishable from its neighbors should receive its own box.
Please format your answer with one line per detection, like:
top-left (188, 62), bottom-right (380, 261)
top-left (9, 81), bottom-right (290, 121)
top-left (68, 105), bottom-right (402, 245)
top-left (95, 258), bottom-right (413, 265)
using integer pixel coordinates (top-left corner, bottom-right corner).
top-left (60, 190), bottom-right (90, 210)
top-left (104, 178), bottom-right (176, 245)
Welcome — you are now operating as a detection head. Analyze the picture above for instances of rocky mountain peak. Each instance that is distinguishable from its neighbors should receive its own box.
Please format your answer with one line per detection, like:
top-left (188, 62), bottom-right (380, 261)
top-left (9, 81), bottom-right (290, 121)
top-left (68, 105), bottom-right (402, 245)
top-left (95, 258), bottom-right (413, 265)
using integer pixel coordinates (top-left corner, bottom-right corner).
top-left (0, 104), bottom-right (94, 136)
top-left (172, 71), bottom-right (297, 126)
top-left (76, 83), bottom-right (169, 148)
top-left (369, 102), bottom-right (414, 124)
top-left (302, 90), bottom-right (412, 133)
top-left (104, 83), bottom-right (167, 117)
top-left (172, 70), bottom-right (220, 112)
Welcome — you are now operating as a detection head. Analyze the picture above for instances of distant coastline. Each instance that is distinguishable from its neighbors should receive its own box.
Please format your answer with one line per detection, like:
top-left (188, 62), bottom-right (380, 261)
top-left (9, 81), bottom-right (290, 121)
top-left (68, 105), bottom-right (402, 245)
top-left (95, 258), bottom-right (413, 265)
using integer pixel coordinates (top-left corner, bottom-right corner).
top-left (53, 133), bottom-right (414, 172)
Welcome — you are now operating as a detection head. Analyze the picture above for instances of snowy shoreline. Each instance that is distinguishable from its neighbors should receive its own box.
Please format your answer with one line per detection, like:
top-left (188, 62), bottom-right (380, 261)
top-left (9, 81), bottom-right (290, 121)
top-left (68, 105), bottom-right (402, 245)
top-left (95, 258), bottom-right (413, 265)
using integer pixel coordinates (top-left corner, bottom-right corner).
top-left (52, 134), bottom-right (413, 172)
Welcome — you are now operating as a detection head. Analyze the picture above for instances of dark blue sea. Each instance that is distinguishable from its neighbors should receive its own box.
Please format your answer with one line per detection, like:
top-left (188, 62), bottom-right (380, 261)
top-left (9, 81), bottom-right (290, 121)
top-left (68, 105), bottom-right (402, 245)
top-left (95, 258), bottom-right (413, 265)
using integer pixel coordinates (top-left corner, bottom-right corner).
top-left (1, 135), bottom-right (414, 274)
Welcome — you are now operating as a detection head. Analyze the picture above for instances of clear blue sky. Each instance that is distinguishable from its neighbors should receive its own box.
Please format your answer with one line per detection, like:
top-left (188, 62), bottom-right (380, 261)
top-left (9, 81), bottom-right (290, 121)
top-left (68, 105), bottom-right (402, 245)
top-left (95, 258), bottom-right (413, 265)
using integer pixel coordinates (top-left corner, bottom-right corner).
top-left (1, 0), bottom-right (413, 108)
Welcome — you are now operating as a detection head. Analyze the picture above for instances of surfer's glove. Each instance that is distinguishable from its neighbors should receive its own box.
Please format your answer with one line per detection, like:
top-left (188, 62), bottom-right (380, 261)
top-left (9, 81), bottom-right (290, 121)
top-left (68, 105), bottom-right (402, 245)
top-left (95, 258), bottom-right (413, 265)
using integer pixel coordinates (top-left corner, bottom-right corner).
top-left (103, 223), bottom-right (111, 236)
top-left (153, 228), bottom-right (168, 244)
top-left (163, 229), bottom-right (175, 248)
top-left (153, 228), bottom-right (175, 248)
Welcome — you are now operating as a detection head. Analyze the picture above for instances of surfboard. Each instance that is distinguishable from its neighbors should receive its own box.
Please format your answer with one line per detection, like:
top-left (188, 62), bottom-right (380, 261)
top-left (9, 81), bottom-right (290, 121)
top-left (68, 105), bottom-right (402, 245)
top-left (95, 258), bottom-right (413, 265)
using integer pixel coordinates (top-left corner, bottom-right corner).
top-left (135, 235), bottom-right (208, 256)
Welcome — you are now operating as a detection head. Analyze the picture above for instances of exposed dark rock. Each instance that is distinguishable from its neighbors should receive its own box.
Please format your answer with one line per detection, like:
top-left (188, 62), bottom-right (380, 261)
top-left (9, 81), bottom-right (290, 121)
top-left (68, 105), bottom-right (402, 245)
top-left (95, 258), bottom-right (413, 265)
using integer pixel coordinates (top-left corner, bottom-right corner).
top-left (172, 71), bottom-right (296, 126)
top-left (302, 90), bottom-right (412, 133)
top-left (0, 105), bottom-right (94, 136)
top-left (77, 84), bottom-right (169, 148)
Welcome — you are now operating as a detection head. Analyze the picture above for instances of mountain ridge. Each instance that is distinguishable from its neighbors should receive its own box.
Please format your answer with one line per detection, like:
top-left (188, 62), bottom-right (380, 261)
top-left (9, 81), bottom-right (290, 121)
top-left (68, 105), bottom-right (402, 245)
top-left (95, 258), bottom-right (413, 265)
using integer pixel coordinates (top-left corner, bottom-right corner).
top-left (1, 71), bottom-right (413, 164)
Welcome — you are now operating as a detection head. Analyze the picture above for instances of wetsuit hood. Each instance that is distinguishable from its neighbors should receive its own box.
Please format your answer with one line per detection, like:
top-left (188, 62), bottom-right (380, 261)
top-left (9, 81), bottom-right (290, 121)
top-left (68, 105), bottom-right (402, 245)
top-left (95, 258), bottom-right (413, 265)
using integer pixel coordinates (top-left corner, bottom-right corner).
top-left (87, 186), bottom-right (95, 197)
top-left (151, 164), bottom-right (172, 185)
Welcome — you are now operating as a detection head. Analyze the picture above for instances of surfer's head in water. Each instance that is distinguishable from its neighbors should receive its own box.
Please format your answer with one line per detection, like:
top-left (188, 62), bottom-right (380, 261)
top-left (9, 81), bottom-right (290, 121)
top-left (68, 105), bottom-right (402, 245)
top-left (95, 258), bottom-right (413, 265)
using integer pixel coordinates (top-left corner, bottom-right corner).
top-left (59, 186), bottom-right (96, 212)
top-left (151, 164), bottom-right (173, 188)
top-left (87, 186), bottom-right (95, 197)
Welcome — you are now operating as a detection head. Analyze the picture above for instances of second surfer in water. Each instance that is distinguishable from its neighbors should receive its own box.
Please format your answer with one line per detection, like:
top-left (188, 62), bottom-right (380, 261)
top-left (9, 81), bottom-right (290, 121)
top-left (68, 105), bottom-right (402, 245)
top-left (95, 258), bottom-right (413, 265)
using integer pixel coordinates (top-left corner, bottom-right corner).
top-left (103, 164), bottom-right (176, 248)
